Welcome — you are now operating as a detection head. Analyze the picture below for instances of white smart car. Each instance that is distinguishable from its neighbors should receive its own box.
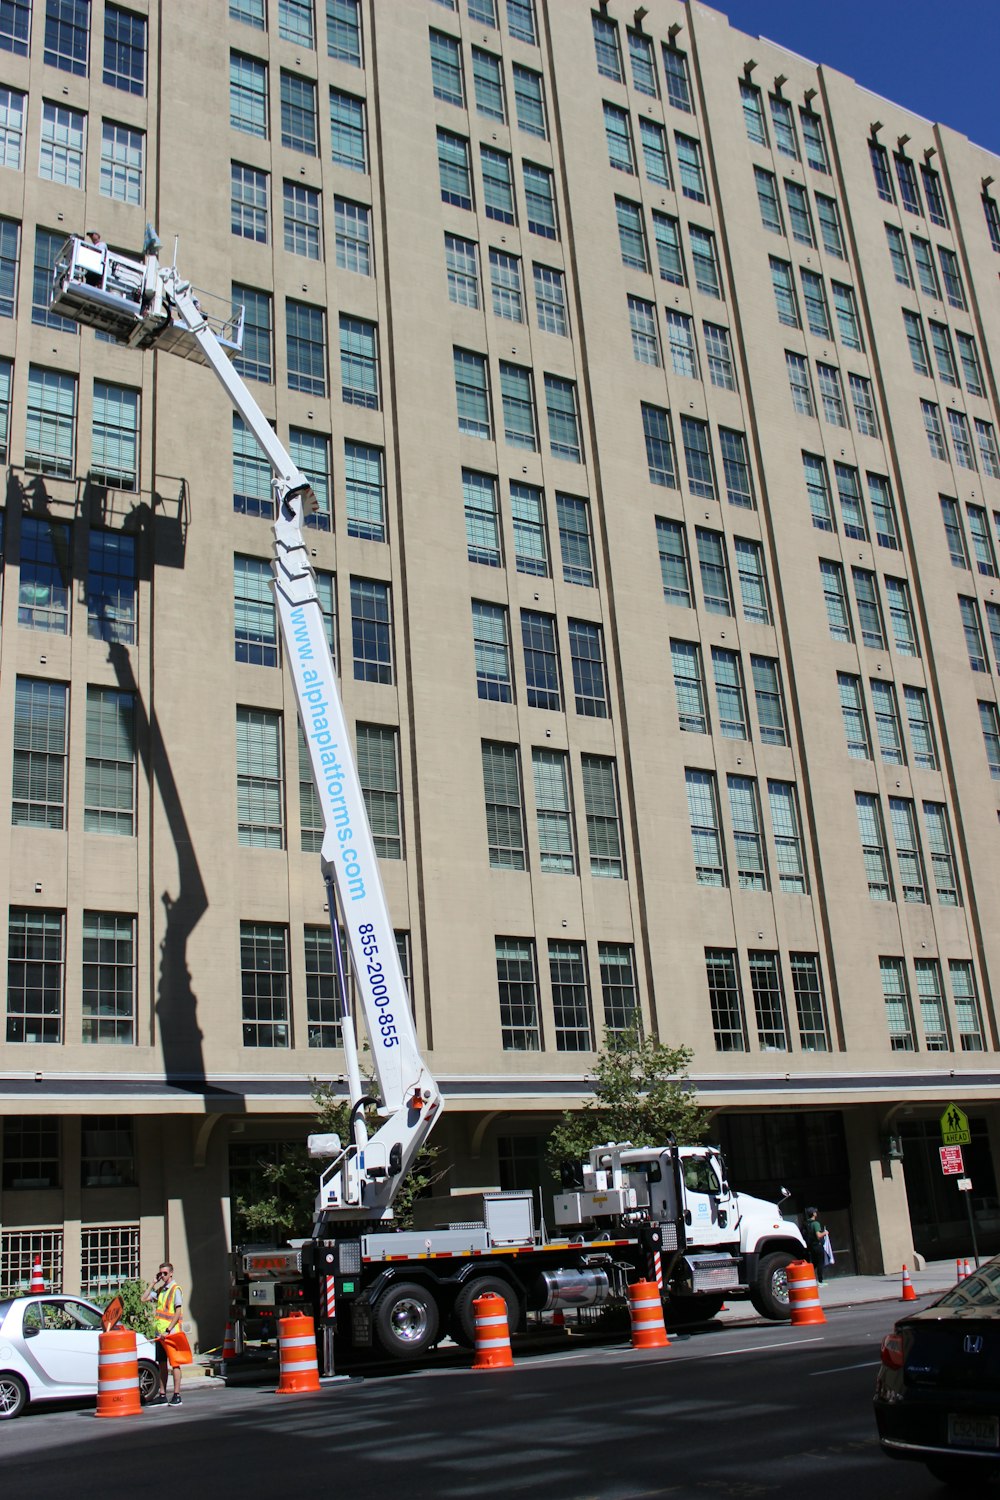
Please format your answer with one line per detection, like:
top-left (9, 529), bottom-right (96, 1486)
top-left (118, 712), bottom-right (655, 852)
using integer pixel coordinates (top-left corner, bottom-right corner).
top-left (0, 1294), bottom-right (159, 1419)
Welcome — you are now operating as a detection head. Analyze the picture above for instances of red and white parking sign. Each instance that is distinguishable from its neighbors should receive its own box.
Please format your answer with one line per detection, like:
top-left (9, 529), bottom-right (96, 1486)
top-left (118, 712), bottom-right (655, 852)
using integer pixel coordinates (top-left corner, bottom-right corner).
top-left (940, 1145), bottom-right (965, 1175)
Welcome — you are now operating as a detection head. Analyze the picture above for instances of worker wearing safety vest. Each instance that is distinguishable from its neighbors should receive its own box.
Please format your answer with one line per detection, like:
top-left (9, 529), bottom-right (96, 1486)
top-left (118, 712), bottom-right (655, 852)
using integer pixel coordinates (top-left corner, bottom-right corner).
top-left (141, 1262), bottom-right (184, 1406)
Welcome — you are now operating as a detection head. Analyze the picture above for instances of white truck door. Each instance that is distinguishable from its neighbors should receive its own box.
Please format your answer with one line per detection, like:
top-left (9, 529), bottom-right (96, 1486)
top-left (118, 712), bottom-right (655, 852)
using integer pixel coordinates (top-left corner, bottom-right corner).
top-left (680, 1153), bottom-right (734, 1246)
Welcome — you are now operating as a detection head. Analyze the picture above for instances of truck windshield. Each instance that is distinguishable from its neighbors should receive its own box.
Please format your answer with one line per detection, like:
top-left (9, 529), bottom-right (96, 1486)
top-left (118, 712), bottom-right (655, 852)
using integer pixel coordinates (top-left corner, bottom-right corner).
top-left (683, 1157), bottom-right (720, 1195)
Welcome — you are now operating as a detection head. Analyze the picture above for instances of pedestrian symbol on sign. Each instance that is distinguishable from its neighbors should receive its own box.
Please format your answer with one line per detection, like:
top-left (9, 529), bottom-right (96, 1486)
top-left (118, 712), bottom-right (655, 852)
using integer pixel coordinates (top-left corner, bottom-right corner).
top-left (940, 1103), bottom-right (971, 1147)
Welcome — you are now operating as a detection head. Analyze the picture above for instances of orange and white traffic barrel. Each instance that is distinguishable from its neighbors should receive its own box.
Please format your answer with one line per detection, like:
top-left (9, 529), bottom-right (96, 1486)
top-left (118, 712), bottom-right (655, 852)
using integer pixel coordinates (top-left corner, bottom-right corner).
top-left (276, 1312), bottom-right (321, 1394)
top-left (471, 1292), bottom-right (514, 1370)
top-left (95, 1328), bottom-right (143, 1418)
top-left (787, 1261), bottom-right (826, 1326)
top-left (628, 1279), bottom-right (670, 1350)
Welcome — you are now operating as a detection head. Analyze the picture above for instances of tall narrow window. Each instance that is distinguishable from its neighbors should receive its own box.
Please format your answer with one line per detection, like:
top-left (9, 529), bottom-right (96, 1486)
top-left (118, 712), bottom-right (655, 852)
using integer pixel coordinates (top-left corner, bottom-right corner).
top-left (603, 102), bottom-right (635, 174)
top-left (790, 954), bottom-right (829, 1052)
top-left (748, 951), bottom-right (787, 1049)
top-left (695, 526), bottom-right (731, 613)
top-left (855, 792), bottom-right (892, 900)
top-left (600, 944), bottom-right (639, 1036)
top-left (656, 516), bottom-right (690, 605)
top-left (3, 0), bottom-right (32, 57)
top-left (510, 480), bottom-right (548, 576)
top-left (976, 420), bottom-right (1000, 478)
top-left (911, 235), bottom-right (940, 298)
top-left (472, 46), bottom-right (504, 121)
top-left (661, 44), bottom-right (692, 111)
top-left (816, 363), bottom-right (847, 428)
top-left (472, 600), bottom-right (512, 702)
top-left (454, 348), bottom-right (490, 437)
top-left (339, 314), bottom-right (377, 407)
top-left (568, 619), bottom-right (607, 718)
top-left (803, 452), bottom-right (834, 533)
top-left (230, 52), bottom-right (268, 137)
top-left (885, 224), bottom-right (912, 285)
top-left (870, 678), bottom-right (904, 764)
top-left (713, 647), bottom-right (747, 739)
top-left (556, 494), bottom-right (594, 587)
top-left (521, 609), bottom-right (561, 710)
top-left (7, 910), bottom-right (64, 1043)
top-left (90, 382), bottom-right (138, 491)
top-left (682, 421), bottom-right (715, 501)
top-left (344, 441), bottom-right (385, 542)
top-left (628, 295), bottom-right (660, 365)
top-left (880, 957), bottom-right (915, 1051)
top-left (923, 801), bottom-right (959, 907)
top-left (889, 797), bottom-right (926, 903)
top-left (430, 29), bottom-right (464, 106)
top-left (685, 769), bottom-right (725, 886)
top-left (496, 937), bottom-right (540, 1051)
top-left (850, 376), bottom-right (879, 440)
top-left (533, 264), bottom-right (567, 335)
top-left (852, 567), bottom-right (885, 650)
top-left (446, 234), bottom-right (479, 308)
top-left (532, 748), bottom-right (574, 873)
top-left (543, 374), bottom-right (580, 461)
top-left (45, 0), bottom-right (91, 74)
top-left (704, 324), bottom-right (735, 392)
top-left (513, 64), bottom-right (546, 138)
top-left (627, 30), bottom-right (656, 97)
top-left (834, 463), bottom-right (865, 539)
top-left (705, 949), bottom-right (746, 1052)
top-left (938, 247), bottom-right (966, 310)
top-left (0, 85), bottom-right (26, 172)
top-left (643, 404), bottom-right (676, 488)
top-left (838, 673), bottom-right (871, 760)
top-left (968, 504), bottom-right (996, 576)
top-left (769, 95), bottom-right (798, 159)
top-left (800, 269), bottom-right (832, 338)
top-left (25, 366), bottom-right (76, 477)
top-left (232, 163), bottom-right (268, 243)
top-left (490, 249), bottom-right (523, 322)
top-left (979, 700), bottom-right (1000, 777)
top-left (740, 80), bottom-right (766, 145)
top-left (280, 71), bottom-right (317, 154)
top-left (279, 0), bottom-right (314, 46)
top-left (652, 210), bottom-right (684, 283)
top-left (507, 0), bottom-right (536, 46)
top-left (330, 88), bottom-right (366, 172)
top-left (728, 775), bottom-right (767, 890)
top-left (13, 678), bottom-right (68, 829)
top-left (240, 922), bottom-right (290, 1047)
top-left (499, 362), bottom-right (537, 449)
top-left (666, 311), bottom-right (698, 379)
top-left (947, 409), bottom-right (976, 471)
top-left (304, 925), bottom-right (340, 1048)
top-left (523, 162), bottom-right (557, 238)
top-left (894, 153), bottom-right (921, 215)
top-left (820, 559), bottom-right (852, 642)
top-left (639, 118), bottom-right (669, 186)
top-left (670, 639), bottom-right (707, 733)
top-left (0, 216), bottom-right (19, 318)
top-left (40, 102), bottom-right (86, 188)
top-left (82, 913), bottom-right (135, 1044)
top-left (592, 11), bottom-right (622, 81)
top-left (481, 145), bottom-right (516, 223)
top-left (674, 132), bottom-right (706, 202)
top-left (959, 595), bottom-right (988, 672)
top-left (233, 414), bottom-right (272, 518)
top-left (688, 224), bottom-right (721, 296)
top-left (351, 577), bottom-right (393, 684)
top-left (950, 962), bottom-right (985, 1052)
top-left (921, 400), bottom-right (947, 461)
top-left (799, 110), bottom-right (829, 173)
top-left (334, 197), bottom-right (370, 274)
top-left (18, 517), bottom-right (71, 633)
top-left (236, 707), bottom-right (284, 848)
top-left (832, 283), bottom-right (862, 350)
top-left (770, 257), bottom-right (799, 327)
top-left (768, 780), bottom-right (807, 893)
top-left (920, 162), bottom-right (947, 226)
top-left (284, 181), bottom-right (321, 259)
top-left (549, 941), bottom-right (594, 1052)
top-left (356, 725), bottom-right (400, 859)
top-left (786, 352), bottom-right (815, 417)
top-left (234, 555), bottom-right (277, 666)
top-left (783, 179), bottom-right (814, 246)
top-left (85, 687), bottom-right (135, 835)
top-left (751, 656), bottom-right (787, 745)
top-left (87, 531), bottom-right (135, 644)
top-left (464, 469), bottom-right (500, 567)
top-left (232, 285), bottom-right (272, 383)
top-left (957, 333), bottom-right (985, 398)
top-left (815, 194), bottom-right (844, 258)
top-left (905, 687), bottom-right (937, 770)
top-left (582, 755), bottom-right (623, 878)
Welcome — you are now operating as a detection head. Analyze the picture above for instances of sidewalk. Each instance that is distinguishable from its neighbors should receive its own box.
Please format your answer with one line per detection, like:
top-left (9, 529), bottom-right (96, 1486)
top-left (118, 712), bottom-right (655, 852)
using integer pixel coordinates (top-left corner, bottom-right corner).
top-left (808, 1256), bottom-right (968, 1309)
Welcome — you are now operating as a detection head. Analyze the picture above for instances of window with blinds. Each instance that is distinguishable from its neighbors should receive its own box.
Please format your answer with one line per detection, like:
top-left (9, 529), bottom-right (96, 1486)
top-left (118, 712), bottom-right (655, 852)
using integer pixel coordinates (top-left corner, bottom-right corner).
top-left (13, 677), bottom-right (67, 829)
top-left (357, 723), bottom-right (401, 859)
top-left (85, 687), bottom-right (135, 835)
top-left (236, 706), bottom-right (284, 848)
top-left (481, 740), bottom-right (525, 870)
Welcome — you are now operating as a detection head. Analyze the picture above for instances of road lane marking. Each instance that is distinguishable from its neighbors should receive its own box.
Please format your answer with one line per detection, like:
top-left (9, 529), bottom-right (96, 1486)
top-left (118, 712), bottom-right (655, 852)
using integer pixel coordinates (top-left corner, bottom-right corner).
top-left (809, 1359), bottom-right (879, 1375)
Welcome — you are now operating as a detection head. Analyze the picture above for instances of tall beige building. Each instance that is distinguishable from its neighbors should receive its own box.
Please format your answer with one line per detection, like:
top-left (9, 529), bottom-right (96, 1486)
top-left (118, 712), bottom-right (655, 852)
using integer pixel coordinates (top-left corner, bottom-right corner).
top-left (2, 0), bottom-right (1000, 1344)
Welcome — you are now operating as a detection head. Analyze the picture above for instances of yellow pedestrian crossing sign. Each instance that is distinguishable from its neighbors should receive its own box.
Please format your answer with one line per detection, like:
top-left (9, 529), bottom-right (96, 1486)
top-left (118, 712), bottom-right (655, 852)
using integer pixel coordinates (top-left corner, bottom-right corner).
top-left (941, 1104), bottom-right (971, 1147)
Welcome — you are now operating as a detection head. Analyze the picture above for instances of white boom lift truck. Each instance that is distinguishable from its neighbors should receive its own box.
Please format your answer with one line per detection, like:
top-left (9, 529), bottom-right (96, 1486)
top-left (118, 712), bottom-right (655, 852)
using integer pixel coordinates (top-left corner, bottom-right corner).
top-left (52, 237), bottom-right (806, 1366)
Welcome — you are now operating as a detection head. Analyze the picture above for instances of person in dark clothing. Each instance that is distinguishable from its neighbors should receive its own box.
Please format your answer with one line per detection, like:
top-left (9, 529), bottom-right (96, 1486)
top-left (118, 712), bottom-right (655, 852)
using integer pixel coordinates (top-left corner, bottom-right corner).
top-left (804, 1207), bottom-right (831, 1283)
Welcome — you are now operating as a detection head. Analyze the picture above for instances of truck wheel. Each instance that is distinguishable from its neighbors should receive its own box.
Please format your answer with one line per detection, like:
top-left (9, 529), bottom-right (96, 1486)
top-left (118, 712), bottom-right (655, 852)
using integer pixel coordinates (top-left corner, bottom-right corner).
top-left (0, 1373), bottom-right (27, 1420)
top-left (373, 1282), bottom-right (440, 1360)
top-left (450, 1276), bottom-right (520, 1349)
top-left (749, 1252), bottom-right (795, 1320)
top-left (666, 1295), bottom-right (725, 1327)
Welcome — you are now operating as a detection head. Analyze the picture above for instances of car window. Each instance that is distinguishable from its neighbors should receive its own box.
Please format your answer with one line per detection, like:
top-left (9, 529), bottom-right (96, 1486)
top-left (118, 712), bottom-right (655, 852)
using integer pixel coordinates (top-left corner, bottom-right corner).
top-left (936, 1259), bottom-right (1000, 1309)
top-left (683, 1156), bottom-right (721, 1194)
top-left (64, 1300), bottom-right (103, 1330)
top-left (43, 1301), bottom-right (79, 1330)
top-left (22, 1301), bottom-right (43, 1332)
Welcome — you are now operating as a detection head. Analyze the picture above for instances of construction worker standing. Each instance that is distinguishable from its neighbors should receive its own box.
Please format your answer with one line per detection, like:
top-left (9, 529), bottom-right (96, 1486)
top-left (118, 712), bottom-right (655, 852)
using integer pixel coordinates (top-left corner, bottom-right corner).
top-left (141, 1262), bottom-right (184, 1406)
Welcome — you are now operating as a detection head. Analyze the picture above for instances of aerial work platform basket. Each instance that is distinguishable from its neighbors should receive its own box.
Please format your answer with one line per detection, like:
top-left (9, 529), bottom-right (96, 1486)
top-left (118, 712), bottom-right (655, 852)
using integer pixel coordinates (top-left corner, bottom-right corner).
top-left (50, 235), bottom-right (244, 366)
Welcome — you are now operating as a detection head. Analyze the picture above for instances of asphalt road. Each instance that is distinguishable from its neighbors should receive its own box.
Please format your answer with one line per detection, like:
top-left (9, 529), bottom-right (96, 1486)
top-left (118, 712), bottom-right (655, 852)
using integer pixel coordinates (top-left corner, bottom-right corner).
top-left (0, 1299), bottom-right (991, 1499)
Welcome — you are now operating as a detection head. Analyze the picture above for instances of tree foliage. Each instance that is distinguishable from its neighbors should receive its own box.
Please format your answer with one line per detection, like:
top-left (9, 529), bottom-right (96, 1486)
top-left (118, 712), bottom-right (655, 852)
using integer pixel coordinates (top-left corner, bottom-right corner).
top-left (96, 1279), bottom-right (158, 1339)
top-left (235, 1081), bottom-right (445, 1243)
top-left (546, 1028), bottom-right (709, 1177)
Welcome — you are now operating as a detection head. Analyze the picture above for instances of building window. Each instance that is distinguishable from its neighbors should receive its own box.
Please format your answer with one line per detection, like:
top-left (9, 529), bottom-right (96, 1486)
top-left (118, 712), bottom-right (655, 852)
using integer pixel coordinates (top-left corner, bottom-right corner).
top-left (735, 541), bottom-right (772, 626)
top-left (1, 1121), bottom-right (61, 1192)
top-left (832, 282), bottom-right (861, 351)
top-left (855, 791), bottom-right (892, 900)
top-left (18, 516), bottom-right (70, 633)
top-left (592, 11), bottom-right (622, 82)
top-left (769, 256), bottom-right (799, 327)
top-left (653, 210), bottom-right (684, 282)
top-left (7, 909), bottom-right (64, 1043)
top-left (838, 673), bottom-right (871, 760)
top-left (769, 94), bottom-right (798, 158)
top-left (628, 294), bottom-right (660, 365)
top-left (904, 687), bottom-right (937, 771)
top-left (671, 639), bottom-right (707, 734)
top-left (454, 348), bottom-right (490, 437)
top-left (438, 128), bottom-right (472, 208)
top-left (800, 110), bottom-right (828, 172)
top-left (496, 936), bottom-right (540, 1051)
top-left (240, 922), bottom-right (290, 1047)
top-left (472, 599), bottom-right (512, 702)
top-left (667, 310), bottom-right (698, 379)
top-left (984, 191), bottom-right (1000, 253)
top-left (938, 246), bottom-right (966, 309)
top-left (661, 43), bottom-right (692, 111)
top-left (884, 576), bottom-right (917, 656)
top-left (330, 87), bottom-right (366, 172)
top-left (463, 469), bottom-right (500, 567)
top-left (87, 530), bottom-right (135, 644)
top-left (81, 1120), bottom-right (134, 1188)
top-left (232, 414), bottom-right (272, 519)
top-left (522, 608), bottom-right (561, 710)
top-left (230, 52), bottom-right (267, 137)
top-left (946, 409), bottom-right (975, 471)
top-left (482, 741), bottom-right (524, 869)
top-left (957, 332), bottom-right (985, 397)
top-left (25, 366), bottom-right (76, 477)
top-left (979, 700), bottom-right (1000, 777)
top-left (600, 943), bottom-right (639, 1036)
top-left (960, 596), bottom-right (988, 673)
top-left (345, 440), bottom-right (385, 542)
top-left (790, 954), bottom-right (830, 1052)
top-left (506, 0), bottom-right (536, 44)
top-left (1, 0), bottom-right (31, 56)
top-left (351, 577), bottom-right (393, 683)
top-left (299, 724), bottom-right (323, 852)
top-left (286, 301), bottom-right (328, 398)
top-left (532, 747), bottom-right (574, 874)
top-left (754, 167), bottom-right (783, 234)
top-left (0, 217), bottom-right (18, 318)
top-left (490, 249), bottom-right (523, 322)
top-left (45, 0), bottom-right (90, 74)
top-left (816, 361), bottom-right (847, 428)
top-left (283, 181), bottom-right (321, 258)
top-left (334, 197), bottom-right (370, 274)
top-left (685, 768), bottom-right (725, 886)
top-left (40, 102), bottom-right (86, 187)
top-left (820, 559), bottom-right (852, 642)
top-left (719, 428), bottom-right (753, 508)
top-left (740, 80), bottom-right (767, 145)
top-left (674, 132), bottom-right (706, 202)
top-left (751, 656), bottom-right (787, 745)
top-left (357, 724), bottom-right (401, 859)
top-left (292, 436), bottom-right (333, 535)
top-left (638, 117), bottom-right (669, 186)
top-left (849, 374), bottom-right (879, 439)
top-left (880, 957), bottom-right (915, 1051)
top-left (920, 398), bottom-right (947, 462)
top-left (510, 480), bottom-right (547, 575)
top-left (339, 313), bottom-right (378, 407)
top-left (446, 234), bottom-right (480, 308)
top-left (569, 619), bottom-right (607, 718)
top-left (748, 951), bottom-right (787, 1049)
top-left (481, 145), bottom-right (515, 223)
top-left (786, 352), bottom-right (814, 417)
top-left (688, 224), bottom-right (721, 297)
top-left (695, 526), bottom-right (731, 614)
top-left (784, 179), bottom-right (814, 246)
top-left (533, 263), bottom-right (567, 335)
top-left (90, 381), bottom-right (138, 491)
top-left (544, 374), bottom-right (580, 461)
top-left (921, 800), bottom-right (959, 907)
top-left (472, 47), bottom-right (504, 121)
top-left (976, 420), bottom-right (1000, 478)
top-left (232, 163), bottom-right (268, 243)
top-left (513, 63), bottom-right (545, 138)
top-left (234, 555), bottom-right (277, 666)
top-left (894, 152), bottom-right (921, 214)
top-left (13, 678), bottom-right (67, 829)
top-left (851, 566), bottom-right (885, 650)
top-left (0, 85), bottom-right (25, 171)
top-left (523, 161), bottom-right (557, 238)
top-left (327, 0), bottom-right (361, 64)
top-left (950, 961), bottom-right (984, 1052)
top-left (549, 940), bottom-right (594, 1052)
top-left (911, 234), bottom-right (940, 297)
top-left (870, 139), bottom-right (893, 200)
top-left (713, 648), bottom-right (747, 739)
top-left (236, 707), bottom-right (284, 848)
top-left (500, 362), bottom-right (537, 449)
top-left (705, 949), bottom-right (746, 1052)
top-left (643, 404), bottom-right (676, 488)
top-left (304, 925), bottom-right (341, 1048)
top-left (889, 797), bottom-right (927, 902)
top-left (430, 29), bottom-right (463, 106)
top-left (768, 780), bottom-right (807, 893)
top-left (556, 494), bottom-right (594, 587)
top-left (230, 0), bottom-right (264, 25)
top-left (279, 0), bottom-right (314, 38)
top-left (833, 462), bottom-right (865, 541)
top-left (704, 323), bottom-right (735, 392)
top-left (82, 912), bottom-right (134, 1044)
top-left (582, 754), bottom-right (623, 878)
top-left (232, 285), bottom-right (272, 383)
top-left (801, 269), bottom-right (832, 338)
top-left (85, 687), bottom-right (135, 836)
top-left (729, 775), bottom-right (767, 890)
top-left (469, 0), bottom-right (497, 25)
top-left (656, 515), bottom-right (690, 605)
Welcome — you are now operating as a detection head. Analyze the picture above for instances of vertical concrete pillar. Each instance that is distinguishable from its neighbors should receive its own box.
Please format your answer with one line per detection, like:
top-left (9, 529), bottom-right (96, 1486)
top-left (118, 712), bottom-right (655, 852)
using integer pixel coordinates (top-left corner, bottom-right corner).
top-left (845, 1107), bottom-right (913, 1273)
top-left (62, 1115), bottom-right (82, 1294)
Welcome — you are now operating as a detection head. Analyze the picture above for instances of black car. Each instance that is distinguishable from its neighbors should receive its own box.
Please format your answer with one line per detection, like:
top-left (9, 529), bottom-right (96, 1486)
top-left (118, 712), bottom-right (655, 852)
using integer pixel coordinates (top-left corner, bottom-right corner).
top-left (874, 1255), bottom-right (1000, 1488)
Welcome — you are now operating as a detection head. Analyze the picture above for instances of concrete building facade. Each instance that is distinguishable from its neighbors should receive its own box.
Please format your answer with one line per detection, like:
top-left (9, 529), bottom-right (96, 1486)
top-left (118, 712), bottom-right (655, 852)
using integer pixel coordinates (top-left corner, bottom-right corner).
top-left (2, 0), bottom-right (1000, 1346)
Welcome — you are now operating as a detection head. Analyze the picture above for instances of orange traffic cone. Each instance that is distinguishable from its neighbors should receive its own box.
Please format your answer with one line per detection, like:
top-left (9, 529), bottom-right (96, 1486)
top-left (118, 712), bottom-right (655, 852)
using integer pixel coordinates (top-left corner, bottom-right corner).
top-left (788, 1262), bottom-right (826, 1326)
top-left (28, 1256), bottom-right (44, 1294)
top-left (628, 1279), bottom-right (670, 1350)
top-left (275, 1313), bottom-right (321, 1394)
top-left (901, 1264), bottom-right (917, 1301)
top-left (956, 1259), bottom-right (964, 1283)
top-left (964, 1258), bottom-right (973, 1279)
top-left (222, 1317), bottom-right (238, 1364)
top-left (95, 1329), bottom-right (143, 1418)
top-left (472, 1292), bottom-right (514, 1370)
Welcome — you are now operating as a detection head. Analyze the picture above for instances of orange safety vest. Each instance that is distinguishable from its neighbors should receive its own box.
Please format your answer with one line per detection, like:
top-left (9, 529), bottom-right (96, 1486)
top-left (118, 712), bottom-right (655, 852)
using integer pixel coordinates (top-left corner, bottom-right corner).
top-left (154, 1282), bottom-right (181, 1335)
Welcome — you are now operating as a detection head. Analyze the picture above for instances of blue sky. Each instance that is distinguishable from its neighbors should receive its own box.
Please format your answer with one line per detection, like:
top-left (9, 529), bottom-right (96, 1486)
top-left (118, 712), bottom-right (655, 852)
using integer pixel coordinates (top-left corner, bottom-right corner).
top-left (712, 0), bottom-right (1000, 157)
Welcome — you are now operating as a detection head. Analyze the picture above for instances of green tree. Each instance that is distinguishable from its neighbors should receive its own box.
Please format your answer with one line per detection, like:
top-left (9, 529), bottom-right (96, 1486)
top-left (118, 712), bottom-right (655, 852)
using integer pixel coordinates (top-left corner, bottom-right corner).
top-left (96, 1279), bottom-right (158, 1339)
top-left (546, 1027), bottom-right (709, 1177)
top-left (235, 1081), bottom-right (445, 1242)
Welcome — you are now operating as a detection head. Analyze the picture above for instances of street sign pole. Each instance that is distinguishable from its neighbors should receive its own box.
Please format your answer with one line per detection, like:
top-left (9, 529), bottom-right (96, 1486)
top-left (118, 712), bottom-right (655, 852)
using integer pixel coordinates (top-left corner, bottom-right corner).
top-left (957, 1180), bottom-right (981, 1269)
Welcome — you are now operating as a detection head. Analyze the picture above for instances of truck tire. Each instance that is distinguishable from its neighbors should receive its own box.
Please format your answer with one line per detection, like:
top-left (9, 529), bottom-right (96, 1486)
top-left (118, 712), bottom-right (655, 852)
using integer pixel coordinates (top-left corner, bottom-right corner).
top-left (749, 1252), bottom-right (795, 1320)
top-left (373, 1281), bottom-right (440, 1360)
top-left (665, 1295), bottom-right (725, 1327)
top-left (450, 1276), bottom-right (520, 1349)
top-left (0, 1373), bottom-right (27, 1420)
